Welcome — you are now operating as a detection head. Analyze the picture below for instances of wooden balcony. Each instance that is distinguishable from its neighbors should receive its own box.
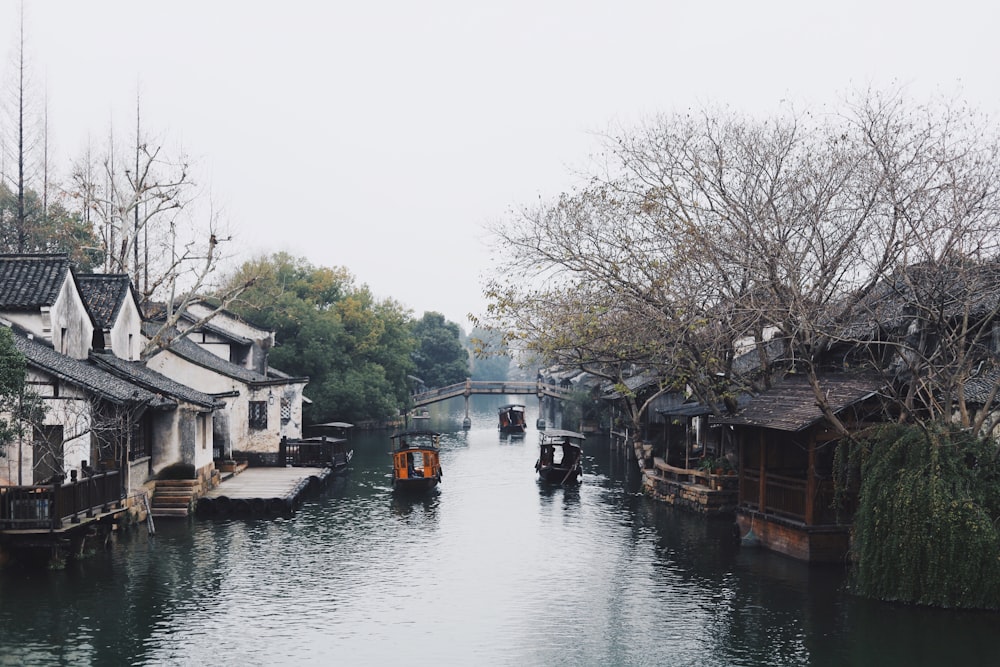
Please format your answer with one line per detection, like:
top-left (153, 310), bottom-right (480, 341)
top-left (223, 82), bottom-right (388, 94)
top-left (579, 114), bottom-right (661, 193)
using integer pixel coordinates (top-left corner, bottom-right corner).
top-left (0, 470), bottom-right (125, 531)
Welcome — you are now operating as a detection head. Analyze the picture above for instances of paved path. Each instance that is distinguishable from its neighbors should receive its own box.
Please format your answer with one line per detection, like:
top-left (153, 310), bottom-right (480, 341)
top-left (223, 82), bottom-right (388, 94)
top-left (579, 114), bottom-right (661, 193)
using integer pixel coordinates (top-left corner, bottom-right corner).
top-left (204, 467), bottom-right (328, 500)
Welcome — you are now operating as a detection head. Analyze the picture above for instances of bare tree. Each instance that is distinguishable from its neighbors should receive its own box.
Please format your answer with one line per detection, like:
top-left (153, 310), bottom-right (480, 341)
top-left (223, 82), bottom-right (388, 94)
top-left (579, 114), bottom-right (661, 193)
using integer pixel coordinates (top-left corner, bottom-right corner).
top-left (69, 97), bottom-right (256, 358)
top-left (483, 89), bottom-right (1000, 437)
top-left (0, 3), bottom-right (43, 252)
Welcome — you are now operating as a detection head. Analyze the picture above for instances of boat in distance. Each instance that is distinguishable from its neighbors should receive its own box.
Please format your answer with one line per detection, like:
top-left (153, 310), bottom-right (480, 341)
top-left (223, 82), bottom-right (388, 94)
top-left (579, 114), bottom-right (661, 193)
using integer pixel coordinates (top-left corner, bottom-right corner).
top-left (390, 429), bottom-right (443, 492)
top-left (498, 404), bottom-right (527, 436)
top-left (535, 429), bottom-right (584, 484)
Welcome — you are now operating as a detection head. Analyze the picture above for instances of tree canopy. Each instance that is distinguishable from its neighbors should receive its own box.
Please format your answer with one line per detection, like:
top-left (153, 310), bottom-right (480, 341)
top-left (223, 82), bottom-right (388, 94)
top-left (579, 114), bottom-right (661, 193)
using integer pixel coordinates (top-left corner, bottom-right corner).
top-left (221, 253), bottom-right (415, 423)
top-left (480, 89), bottom-right (1000, 433)
top-left (410, 312), bottom-right (469, 389)
top-left (0, 183), bottom-right (101, 269)
top-left (481, 88), bottom-right (1000, 609)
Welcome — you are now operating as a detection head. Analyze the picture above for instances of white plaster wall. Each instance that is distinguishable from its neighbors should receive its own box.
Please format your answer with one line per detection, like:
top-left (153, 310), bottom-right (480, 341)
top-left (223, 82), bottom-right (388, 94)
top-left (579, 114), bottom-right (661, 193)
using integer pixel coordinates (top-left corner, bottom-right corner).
top-left (186, 303), bottom-right (274, 370)
top-left (4, 312), bottom-right (45, 340)
top-left (108, 294), bottom-right (143, 360)
top-left (150, 410), bottom-right (181, 476)
top-left (279, 382), bottom-right (307, 439)
top-left (146, 350), bottom-right (255, 452)
top-left (52, 276), bottom-right (95, 359)
top-left (194, 412), bottom-right (214, 470)
top-left (187, 303), bottom-right (274, 344)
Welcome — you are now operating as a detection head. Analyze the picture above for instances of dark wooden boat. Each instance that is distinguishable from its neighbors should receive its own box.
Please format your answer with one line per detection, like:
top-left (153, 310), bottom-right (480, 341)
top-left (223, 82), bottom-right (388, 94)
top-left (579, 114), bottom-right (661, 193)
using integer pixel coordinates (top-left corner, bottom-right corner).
top-left (498, 404), bottom-right (527, 436)
top-left (390, 430), bottom-right (443, 492)
top-left (280, 431), bottom-right (353, 474)
top-left (535, 429), bottom-right (584, 484)
top-left (302, 422), bottom-right (355, 474)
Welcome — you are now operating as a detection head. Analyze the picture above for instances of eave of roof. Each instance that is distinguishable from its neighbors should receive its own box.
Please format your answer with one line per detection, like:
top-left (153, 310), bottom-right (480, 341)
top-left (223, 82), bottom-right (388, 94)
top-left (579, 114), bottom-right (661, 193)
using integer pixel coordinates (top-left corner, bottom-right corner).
top-left (11, 330), bottom-right (167, 407)
top-left (711, 375), bottom-right (881, 432)
top-left (143, 321), bottom-right (308, 386)
top-left (89, 352), bottom-right (221, 410)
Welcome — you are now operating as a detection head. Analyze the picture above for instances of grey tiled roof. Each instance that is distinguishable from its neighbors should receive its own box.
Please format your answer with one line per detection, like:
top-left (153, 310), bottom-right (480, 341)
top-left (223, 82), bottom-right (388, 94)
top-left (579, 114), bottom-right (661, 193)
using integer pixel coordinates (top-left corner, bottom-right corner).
top-left (963, 368), bottom-right (1000, 407)
top-left (11, 329), bottom-right (168, 407)
top-left (142, 321), bottom-right (273, 384)
top-left (178, 309), bottom-right (255, 345)
top-left (0, 254), bottom-right (72, 311)
top-left (712, 374), bottom-right (882, 432)
top-left (76, 274), bottom-right (136, 329)
top-left (845, 261), bottom-right (1000, 337)
top-left (90, 353), bottom-right (220, 409)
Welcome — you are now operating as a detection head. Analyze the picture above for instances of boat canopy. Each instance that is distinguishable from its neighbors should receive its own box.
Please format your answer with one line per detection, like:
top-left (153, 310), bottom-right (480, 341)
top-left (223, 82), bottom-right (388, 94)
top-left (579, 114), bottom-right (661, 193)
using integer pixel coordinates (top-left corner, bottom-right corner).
top-left (390, 430), bottom-right (441, 451)
top-left (540, 429), bottom-right (586, 442)
top-left (498, 404), bottom-right (525, 411)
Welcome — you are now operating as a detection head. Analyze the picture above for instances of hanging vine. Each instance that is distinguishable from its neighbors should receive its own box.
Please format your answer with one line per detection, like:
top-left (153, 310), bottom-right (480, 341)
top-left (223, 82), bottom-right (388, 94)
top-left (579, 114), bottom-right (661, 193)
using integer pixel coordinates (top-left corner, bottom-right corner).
top-left (837, 422), bottom-right (1000, 609)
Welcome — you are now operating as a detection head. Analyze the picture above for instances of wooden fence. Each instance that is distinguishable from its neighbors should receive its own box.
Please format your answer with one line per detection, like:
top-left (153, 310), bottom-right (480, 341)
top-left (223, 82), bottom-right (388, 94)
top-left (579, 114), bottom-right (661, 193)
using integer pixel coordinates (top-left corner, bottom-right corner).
top-left (0, 470), bottom-right (124, 530)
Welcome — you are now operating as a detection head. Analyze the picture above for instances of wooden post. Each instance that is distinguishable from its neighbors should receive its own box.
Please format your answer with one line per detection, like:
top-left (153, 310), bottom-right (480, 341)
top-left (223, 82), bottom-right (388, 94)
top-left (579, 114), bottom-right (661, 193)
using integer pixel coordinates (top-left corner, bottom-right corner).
top-left (805, 436), bottom-right (817, 524)
top-left (758, 429), bottom-right (767, 514)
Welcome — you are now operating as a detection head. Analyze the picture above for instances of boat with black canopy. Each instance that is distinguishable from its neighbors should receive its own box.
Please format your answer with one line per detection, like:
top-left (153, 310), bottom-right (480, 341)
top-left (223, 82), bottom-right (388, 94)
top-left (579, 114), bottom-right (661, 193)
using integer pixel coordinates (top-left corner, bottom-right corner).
top-left (535, 429), bottom-right (584, 484)
top-left (498, 403), bottom-right (527, 436)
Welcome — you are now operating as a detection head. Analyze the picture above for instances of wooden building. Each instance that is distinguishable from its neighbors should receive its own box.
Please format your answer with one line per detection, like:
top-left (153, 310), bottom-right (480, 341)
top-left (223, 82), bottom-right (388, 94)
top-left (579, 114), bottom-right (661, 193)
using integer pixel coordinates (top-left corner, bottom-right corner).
top-left (714, 374), bottom-right (883, 562)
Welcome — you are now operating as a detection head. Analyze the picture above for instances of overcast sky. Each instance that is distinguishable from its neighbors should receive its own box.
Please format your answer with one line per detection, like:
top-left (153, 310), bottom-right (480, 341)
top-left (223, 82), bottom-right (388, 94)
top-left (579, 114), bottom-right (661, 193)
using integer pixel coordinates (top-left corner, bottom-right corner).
top-left (1, 1), bottom-right (999, 328)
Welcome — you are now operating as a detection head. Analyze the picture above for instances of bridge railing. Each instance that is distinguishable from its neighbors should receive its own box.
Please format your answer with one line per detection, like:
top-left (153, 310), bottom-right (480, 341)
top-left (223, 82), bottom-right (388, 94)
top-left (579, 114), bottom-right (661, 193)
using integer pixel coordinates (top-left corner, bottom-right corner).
top-left (411, 380), bottom-right (571, 407)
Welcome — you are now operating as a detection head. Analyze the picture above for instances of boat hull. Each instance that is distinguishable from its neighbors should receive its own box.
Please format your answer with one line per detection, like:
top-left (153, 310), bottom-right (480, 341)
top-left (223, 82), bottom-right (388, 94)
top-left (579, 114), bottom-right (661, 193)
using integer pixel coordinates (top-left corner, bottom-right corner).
top-left (536, 464), bottom-right (582, 484)
top-left (393, 476), bottom-right (441, 492)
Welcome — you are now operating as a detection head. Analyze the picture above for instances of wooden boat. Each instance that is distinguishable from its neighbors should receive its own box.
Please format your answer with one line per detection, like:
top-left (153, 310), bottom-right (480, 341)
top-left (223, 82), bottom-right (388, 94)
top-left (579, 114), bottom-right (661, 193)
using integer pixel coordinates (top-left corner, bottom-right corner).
top-left (301, 422), bottom-right (355, 474)
top-left (390, 430), bottom-right (443, 492)
top-left (279, 431), bottom-right (353, 474)
top-left (535, 429), bottom-right (584, 484)
top-left (498, 404), bottom-right (527, 436)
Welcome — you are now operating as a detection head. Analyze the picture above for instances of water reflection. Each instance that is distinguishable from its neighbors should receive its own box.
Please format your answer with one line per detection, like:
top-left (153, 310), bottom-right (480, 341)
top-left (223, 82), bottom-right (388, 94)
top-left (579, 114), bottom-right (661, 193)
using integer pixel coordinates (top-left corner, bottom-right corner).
top-left (1, 397), bottom-right (999, 666)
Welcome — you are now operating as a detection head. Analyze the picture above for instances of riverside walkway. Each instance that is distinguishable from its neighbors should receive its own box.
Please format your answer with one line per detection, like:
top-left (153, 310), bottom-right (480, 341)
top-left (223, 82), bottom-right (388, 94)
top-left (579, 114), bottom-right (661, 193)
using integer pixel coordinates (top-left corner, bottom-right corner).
top-left (196, 467), bottom-right (331, 518)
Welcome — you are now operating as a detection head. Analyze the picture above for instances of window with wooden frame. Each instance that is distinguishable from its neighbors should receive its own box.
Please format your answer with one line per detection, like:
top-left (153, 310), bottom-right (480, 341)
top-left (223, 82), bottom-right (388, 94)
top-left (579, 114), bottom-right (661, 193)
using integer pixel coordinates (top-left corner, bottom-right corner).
top-left (249, 401), bottom-right (268, 430)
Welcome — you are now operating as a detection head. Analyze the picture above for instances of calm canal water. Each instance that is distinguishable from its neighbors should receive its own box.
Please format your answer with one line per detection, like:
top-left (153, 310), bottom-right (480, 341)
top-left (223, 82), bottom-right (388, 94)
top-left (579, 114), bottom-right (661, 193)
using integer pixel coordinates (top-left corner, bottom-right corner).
top-left (1, 398), bottom-right (997, 666)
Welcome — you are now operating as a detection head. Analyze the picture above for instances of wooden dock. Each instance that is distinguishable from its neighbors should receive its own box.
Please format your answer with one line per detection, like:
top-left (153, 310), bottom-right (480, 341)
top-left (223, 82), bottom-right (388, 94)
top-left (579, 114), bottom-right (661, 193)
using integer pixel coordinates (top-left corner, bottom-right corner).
top-left (196, 467), bottom-right (332, 518)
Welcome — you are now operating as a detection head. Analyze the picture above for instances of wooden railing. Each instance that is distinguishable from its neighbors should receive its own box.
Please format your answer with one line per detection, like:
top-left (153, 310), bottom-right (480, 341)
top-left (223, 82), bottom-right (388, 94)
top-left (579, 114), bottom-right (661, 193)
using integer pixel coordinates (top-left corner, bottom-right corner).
top-left (0, 470), bottom-right (124, 530)
top-left (742, 469), bottom-right (850, 525)
top-left (653, 458), bottom-right (738, 490)
top-left (279, 437), bottom-right (342, 467)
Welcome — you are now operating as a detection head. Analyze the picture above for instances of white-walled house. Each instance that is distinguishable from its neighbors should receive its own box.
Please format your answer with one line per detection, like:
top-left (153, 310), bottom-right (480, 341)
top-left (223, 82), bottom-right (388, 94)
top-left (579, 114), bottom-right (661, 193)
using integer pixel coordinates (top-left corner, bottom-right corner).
top-left (76, 274), bottom-right (144, 361)
top-left (3, 326), bottom-right (165, 488)
top-left (0, 254), bottom-right (95, 359)
top-left (90, 353), bottom-right (221, 488)
top-left (144, 322), bottom-right (308, 464)
top-left (182, 300), bottom-right (274, 374)
top-left (0, 255), bottom-right (223, 494)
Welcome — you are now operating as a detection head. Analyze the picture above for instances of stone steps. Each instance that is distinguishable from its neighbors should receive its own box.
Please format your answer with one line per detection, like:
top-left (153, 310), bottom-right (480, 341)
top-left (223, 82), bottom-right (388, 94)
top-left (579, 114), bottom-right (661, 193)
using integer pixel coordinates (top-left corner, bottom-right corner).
top-left (150, 479), bottom-right (203, 518)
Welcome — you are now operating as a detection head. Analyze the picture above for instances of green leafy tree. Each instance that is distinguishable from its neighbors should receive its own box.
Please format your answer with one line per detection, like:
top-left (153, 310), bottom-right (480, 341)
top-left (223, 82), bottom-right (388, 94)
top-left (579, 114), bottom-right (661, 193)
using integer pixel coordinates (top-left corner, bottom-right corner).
top-left (842, 423), bottom-right (1000, 609)
top-left (222, 253), bottom-right (415, 423)
top-left (0, 327), bottom-right (47, 485)
top-left (410, 312), bottom-right (469, 388)
top-left (0, 183), bottom-right (102, 269)
top-left (468, 326), bottom-right (510, 381)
